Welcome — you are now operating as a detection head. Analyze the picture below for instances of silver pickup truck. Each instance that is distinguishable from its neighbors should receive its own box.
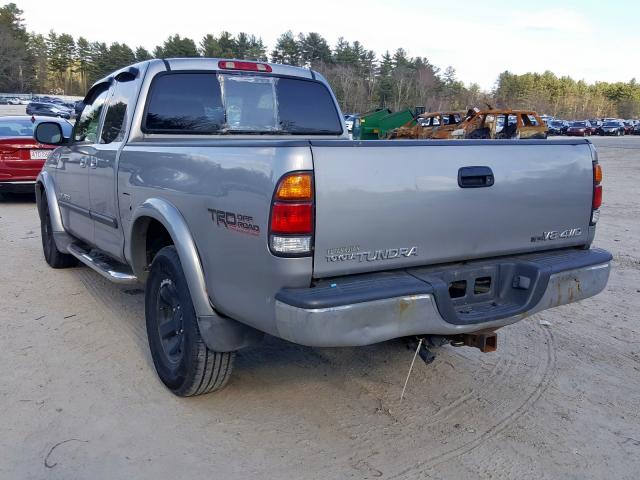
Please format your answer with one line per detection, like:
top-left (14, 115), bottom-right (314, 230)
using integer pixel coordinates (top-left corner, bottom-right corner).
top-left (34, 58), bottom-right (611, 396)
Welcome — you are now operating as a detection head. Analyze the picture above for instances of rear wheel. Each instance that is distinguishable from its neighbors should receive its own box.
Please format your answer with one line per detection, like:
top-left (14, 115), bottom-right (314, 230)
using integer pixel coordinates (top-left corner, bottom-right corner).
top-left (40, 193), bottom-right (77, 268)
top-left (145, 246), bottom-right (235, 396)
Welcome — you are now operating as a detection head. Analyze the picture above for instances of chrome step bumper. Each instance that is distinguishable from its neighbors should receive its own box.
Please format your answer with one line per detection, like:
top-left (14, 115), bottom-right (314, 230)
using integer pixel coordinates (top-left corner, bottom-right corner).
top-left (274, 248), bottom-right (612, 347)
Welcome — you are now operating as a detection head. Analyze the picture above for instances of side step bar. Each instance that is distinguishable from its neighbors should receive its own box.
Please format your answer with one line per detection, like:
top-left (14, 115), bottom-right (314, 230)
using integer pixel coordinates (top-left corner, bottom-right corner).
top-left (67, 243), bottom-right (138, 285)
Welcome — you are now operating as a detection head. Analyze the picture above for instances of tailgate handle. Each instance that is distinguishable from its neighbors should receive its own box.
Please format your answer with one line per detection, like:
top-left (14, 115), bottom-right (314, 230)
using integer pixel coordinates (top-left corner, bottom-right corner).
top-left (458, 166), bottom-right (494, 188)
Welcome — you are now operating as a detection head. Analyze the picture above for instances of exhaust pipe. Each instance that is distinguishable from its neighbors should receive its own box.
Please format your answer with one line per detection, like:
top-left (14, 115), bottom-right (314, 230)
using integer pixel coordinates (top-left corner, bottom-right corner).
top-left (451, 333), bottom-right (497, 353)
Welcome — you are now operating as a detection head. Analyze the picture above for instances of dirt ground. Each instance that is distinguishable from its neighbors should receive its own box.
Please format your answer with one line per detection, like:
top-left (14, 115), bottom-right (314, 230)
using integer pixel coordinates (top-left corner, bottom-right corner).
top-left (1, 135), bottom-right (639, 479)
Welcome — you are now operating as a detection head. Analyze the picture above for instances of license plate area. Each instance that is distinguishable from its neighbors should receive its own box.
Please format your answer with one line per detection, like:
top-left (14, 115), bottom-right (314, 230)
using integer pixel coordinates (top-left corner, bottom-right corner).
top-left (30, 150), bottom-right (50, 160)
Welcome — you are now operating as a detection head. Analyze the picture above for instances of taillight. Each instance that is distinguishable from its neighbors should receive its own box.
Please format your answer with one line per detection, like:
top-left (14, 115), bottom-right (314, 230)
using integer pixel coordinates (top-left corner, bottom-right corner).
top-left (269, 172), bottom-right (313, 256)
top-left (591, 162), bottom-right (603, 223)
top-left (218, 60), bottom-right (272, 72)
top-left (592, 185), bottom-right (602, 210)
top-left (271, 203), bottom-right (313, 234)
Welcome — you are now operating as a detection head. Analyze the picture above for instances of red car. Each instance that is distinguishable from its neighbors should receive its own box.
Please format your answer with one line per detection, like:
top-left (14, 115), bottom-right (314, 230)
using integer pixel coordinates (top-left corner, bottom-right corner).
top-left (0, 116), bottom-right (72, 194)
top-left (566, 121), bottom-right (594, 137)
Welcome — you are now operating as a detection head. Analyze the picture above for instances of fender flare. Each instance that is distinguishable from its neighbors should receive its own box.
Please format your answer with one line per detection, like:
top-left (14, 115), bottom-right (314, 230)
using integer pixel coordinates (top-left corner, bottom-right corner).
top-left (36, 171), bottom-right (63, 231)
top-left (36, 171), bottom-right (75, 252)
top-left (129, 198), bottom-right (262, 352)
top-left (129, 197), bottom-right (214, 317)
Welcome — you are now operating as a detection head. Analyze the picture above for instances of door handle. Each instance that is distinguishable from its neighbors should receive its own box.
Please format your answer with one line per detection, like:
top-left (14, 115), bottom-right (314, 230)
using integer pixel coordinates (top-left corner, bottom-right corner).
top-left (79, 157), bottom-right (87, 168)
top-left (458, 166), bottom-right (494, 188)
top-left (90, 158), bottom-right (97, 169)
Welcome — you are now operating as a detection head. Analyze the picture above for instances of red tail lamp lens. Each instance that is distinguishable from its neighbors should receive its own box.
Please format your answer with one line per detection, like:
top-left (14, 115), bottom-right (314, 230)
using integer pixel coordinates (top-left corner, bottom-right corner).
top-left (270, 203), bottom-right (313, 234)
top-left (593, 185), bottom-right (602, 209)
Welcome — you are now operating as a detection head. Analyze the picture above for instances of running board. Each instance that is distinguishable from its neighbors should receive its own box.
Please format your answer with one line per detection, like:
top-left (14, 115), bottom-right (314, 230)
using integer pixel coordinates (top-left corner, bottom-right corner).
top-left (67, 243), bottom-right (138, 285)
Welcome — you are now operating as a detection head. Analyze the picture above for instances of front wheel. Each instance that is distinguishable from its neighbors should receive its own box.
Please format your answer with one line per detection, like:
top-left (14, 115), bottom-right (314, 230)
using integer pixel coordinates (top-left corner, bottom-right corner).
top-left (145, 246), bottom-right (235, 396)
top-left (40, 193), bottom-right (77, 268)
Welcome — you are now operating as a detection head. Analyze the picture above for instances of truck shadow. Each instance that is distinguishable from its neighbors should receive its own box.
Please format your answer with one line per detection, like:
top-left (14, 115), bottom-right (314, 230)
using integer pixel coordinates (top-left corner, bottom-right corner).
top-left (0, 192), bottom-right (36, 203)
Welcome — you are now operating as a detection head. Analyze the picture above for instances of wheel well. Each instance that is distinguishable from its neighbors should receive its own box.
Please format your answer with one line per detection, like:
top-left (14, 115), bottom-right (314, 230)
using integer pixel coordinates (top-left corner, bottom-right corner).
top-left (35, 181), bottom-right (45, 216)
top-left (145, 219), bottom-right (174, 266)
top-left (130, 217), bottom-right (174, 282)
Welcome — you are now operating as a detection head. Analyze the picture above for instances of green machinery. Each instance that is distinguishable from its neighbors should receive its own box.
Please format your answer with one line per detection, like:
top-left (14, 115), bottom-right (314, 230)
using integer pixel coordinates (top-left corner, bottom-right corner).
top-left (352, 107), bottom-right (425, 140)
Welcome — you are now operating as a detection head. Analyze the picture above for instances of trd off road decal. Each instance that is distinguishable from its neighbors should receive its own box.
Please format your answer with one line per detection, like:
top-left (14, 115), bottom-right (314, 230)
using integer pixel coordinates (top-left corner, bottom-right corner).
top-left (208, 208), bottom-right (260, 236)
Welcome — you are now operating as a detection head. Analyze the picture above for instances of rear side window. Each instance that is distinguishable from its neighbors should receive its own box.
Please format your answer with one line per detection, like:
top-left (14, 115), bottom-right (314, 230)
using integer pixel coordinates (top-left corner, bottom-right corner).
top-left (143, 72), bottom-right (342, 135)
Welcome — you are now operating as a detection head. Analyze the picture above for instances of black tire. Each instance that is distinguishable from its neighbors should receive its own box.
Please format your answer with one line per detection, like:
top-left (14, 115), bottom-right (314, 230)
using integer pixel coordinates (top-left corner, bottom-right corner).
top-left (40, 193), bottom-right (77, 268)
top-left (145, 246), bottom-right (234, 396)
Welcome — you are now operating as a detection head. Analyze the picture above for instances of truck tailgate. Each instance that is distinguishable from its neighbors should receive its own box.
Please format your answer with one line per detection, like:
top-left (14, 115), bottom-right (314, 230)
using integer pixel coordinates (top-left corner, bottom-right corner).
top-left (311, 139), bottom-right (595, 278)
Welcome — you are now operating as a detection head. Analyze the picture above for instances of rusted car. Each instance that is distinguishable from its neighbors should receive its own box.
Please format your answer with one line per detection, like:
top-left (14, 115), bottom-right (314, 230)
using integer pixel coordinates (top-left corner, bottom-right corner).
top-left (387, 111), bottom-right (467, 139)
top-left (452, 110), bottom-right (548, 140)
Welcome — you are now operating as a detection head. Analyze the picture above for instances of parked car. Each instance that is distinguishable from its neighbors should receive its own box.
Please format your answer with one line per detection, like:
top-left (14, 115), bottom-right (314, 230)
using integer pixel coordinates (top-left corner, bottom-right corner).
top-left (597, 120), bottom-right (626, 136)
top-left (632, 123), bottom-right (640, 135)
top-left (26, 102), bottom-right (72, 119)
top-left (566, 121), bottom-right (594, 136)
top-left (34, 58), bottom-right (611, 396)
top-left (546, 120), bottom-right (566, 136)
top-left (623, 121), bottom-right (633, 135)
top-left (0, 116), bottom-right (72, 194)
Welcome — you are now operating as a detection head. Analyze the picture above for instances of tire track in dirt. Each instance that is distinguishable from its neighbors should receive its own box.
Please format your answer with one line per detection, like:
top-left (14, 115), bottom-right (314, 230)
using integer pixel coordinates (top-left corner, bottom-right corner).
top-left (72, 269), bottom-right (147, 346)
top-left (389, 325), bottom-right (557, 478)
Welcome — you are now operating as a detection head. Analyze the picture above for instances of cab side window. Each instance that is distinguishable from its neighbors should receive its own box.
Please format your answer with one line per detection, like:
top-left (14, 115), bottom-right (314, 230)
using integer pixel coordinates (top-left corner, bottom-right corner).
top-left (101, 79), bottom-right (138, 144)
top-left (101, 101), bottom-right (127, 144)
top-left (74, 89), bottom-right (109, 143)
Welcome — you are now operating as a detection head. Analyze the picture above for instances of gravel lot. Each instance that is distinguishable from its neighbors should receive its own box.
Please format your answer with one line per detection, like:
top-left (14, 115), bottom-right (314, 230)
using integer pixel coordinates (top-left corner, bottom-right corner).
top-left (1, 134), bottom-right (639, 479)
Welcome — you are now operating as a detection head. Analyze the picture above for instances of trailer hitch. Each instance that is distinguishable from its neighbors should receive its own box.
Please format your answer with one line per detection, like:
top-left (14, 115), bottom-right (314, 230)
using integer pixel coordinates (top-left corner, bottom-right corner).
top-left (451, 333), bottom-right (498, 353)
top-left (406, 332), bottom-right (497, 365)
top-left (406, 336), bottom-right (450, 364)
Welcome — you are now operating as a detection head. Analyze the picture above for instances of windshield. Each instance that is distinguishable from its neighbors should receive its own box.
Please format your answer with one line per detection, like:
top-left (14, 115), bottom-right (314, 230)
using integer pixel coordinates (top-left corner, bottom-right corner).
top-left (0, 118), bottom-right (72, 137)
top-left (603, 122), bottom-right (619, 127)
top-left (572, 122), bottom-right (587, 127)
top-left (145, 72), bottom-right (343, 135)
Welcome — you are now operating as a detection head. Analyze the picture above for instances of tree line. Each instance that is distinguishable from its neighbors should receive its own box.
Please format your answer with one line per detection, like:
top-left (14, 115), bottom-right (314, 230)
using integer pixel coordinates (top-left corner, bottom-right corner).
top-left (2, 3), bottom-right (639, 118)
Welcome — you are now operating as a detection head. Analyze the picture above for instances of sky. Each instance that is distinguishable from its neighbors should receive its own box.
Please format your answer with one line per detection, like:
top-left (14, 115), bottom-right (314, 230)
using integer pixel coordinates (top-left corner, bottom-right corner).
top-left (13, 0), bottom-right (640, 90)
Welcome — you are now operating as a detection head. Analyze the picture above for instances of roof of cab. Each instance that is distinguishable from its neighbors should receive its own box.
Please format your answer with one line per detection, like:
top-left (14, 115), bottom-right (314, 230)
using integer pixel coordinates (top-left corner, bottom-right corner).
top-left (87, 57), bottom-right (317, 101)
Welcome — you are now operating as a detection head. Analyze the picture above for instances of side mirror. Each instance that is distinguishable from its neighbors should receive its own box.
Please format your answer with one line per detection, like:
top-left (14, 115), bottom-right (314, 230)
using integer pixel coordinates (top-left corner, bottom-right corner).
top-left (35, 122), bottom-right (68, 146)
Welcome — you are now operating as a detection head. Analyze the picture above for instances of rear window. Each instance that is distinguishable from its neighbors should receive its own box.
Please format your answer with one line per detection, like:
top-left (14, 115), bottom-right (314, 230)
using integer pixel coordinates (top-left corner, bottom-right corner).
top-left (144, 72), bottom-right (342, 135)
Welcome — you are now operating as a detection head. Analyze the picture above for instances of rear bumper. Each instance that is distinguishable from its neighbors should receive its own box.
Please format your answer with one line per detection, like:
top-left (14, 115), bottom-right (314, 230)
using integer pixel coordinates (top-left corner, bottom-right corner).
top-left (0, 180), bottom-right (36, 194)
top-left (274, 248), bottom-right (612, 347)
